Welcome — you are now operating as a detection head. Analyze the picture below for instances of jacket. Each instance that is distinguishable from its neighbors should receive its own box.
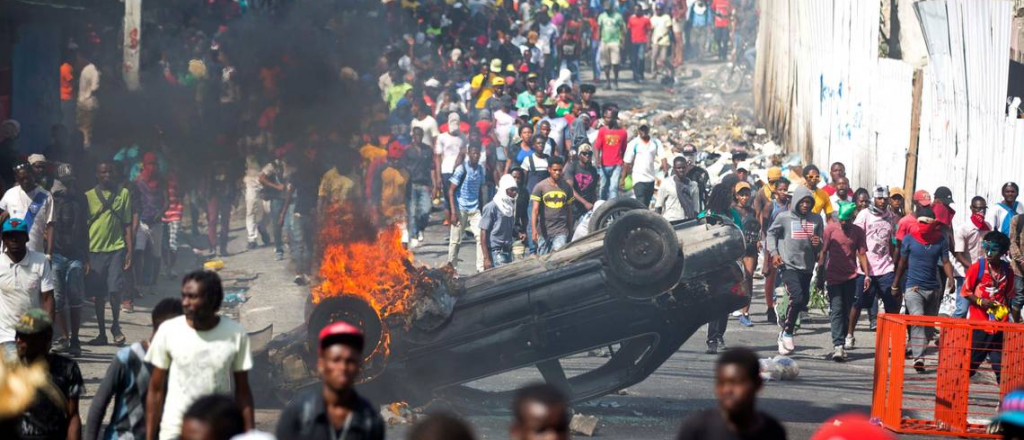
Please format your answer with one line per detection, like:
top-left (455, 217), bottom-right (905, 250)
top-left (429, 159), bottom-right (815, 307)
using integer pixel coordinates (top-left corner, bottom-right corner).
top-left (766, 185), bottom-right (823, 272)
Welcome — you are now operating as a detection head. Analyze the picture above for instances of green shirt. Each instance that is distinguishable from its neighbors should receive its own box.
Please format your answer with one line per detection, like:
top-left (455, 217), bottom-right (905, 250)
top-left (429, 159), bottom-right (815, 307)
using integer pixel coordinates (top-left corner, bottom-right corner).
top-left (598, 12), bottom-right (625, 44)
top-left (86, 187), bottom-right (132, 253)
top-left (516, 90), bottom-right (537, 112)
top-left (386, 83), bottom-right (413, 111)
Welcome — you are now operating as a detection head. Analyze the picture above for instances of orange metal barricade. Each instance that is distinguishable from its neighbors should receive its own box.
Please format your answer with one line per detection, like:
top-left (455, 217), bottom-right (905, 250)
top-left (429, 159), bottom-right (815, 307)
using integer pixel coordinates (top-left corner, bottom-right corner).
top-left (871, 313), bottom-right (1024, 437)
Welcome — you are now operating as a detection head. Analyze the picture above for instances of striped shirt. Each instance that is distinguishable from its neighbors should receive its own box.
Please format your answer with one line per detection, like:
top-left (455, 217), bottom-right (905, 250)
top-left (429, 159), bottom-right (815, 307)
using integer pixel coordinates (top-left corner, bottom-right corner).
top-left (449, 163), bottom-right (485, 211)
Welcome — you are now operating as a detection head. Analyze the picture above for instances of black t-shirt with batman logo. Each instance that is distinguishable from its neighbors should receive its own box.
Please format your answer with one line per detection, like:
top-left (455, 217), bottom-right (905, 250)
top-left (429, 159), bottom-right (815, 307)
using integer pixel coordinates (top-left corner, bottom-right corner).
top-left (530, 178), bottom-right (575, 237)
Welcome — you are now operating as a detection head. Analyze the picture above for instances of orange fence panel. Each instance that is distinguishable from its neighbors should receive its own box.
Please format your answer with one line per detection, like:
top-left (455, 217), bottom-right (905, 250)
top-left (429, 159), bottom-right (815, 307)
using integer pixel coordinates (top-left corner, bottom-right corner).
top-left (871, 313), bottom-right (1024, 438)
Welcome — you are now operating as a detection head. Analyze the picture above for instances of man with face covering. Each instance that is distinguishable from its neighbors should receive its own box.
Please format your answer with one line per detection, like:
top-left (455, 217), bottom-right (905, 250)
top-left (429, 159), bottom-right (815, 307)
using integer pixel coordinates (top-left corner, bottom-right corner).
top-left (480, 175), bottom-right (520, 269)
top-left (848, 186), bottom-right (899, 345)
top-left (276, 321), bottom-right (385, 440)
top-left (892, 205), bottom-right (956, 373)
top-left (766, 184), bottom-right (823, 355)
top-left (816, 202), bottom-right (869, 362)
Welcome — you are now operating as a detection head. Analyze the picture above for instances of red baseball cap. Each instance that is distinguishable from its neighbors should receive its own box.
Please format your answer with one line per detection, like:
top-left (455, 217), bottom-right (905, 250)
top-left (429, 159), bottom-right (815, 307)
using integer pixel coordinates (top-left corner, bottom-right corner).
top-left (913, 189), bottom-right (932, 206)
top-left (318, 321), bottom-right (365, 352)
top-left (809, 413), bottom-right (894, 440)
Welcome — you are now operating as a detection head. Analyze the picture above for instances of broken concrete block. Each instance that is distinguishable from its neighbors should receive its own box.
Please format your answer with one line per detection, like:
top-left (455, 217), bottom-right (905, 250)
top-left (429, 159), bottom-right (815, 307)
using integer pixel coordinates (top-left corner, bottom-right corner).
top-left (570, 414), bottom-right (599, 436)
top-left (281, 355), bottom-right (309, 382)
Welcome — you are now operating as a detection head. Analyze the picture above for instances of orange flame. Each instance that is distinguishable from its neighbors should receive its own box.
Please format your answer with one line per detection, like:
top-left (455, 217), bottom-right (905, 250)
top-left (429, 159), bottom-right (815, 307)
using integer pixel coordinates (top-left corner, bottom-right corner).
top-left (312, 203), bottom-right (416, 318)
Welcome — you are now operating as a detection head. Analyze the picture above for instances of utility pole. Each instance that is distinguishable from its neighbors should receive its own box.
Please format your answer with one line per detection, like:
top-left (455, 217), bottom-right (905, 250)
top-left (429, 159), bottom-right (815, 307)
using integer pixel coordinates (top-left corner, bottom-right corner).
top-left (902, 69), bottom-right (923, 212)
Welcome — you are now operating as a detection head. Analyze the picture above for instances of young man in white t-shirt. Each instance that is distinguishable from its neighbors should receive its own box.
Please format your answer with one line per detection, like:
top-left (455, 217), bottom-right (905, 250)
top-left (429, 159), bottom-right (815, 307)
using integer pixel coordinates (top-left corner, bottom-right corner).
top-left (621, 125), bottom-right (661, 207)
top-left (410, 102), bottom-right (440, 148)
top-left (0, 218), bottom-right (54, 360)
top-left (145, 271), bottom-right (253, 440)
top-left (0, 163), bottom-right (54, 253)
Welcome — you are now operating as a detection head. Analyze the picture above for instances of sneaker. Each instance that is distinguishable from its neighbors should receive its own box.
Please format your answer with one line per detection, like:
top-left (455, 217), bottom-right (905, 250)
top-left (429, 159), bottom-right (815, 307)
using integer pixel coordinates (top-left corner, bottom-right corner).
top-left (705, 341), bottom-right (719, 355)
top-left (778, 332), bottom-right (794, 355)
top-left (417, 232), bottom-right (424, 242)
top-left (247, 241), bottom-right (258, 250)
top-left (122, 300), bottom-right (134, 314)
top-left (832, 345), bottom-right (847, 362)
top-left (112, 332), bottom-right (127, 347)
top-left (275, 251), bottom-right (285, 261)
top-left (67, 339), bottom-right (82, 357)
top-left (845, 335), bottom-right (856, 350)
top-left (409, 238), bottom-right (419, 249)
top-left (731, 310), bottom-right (743, 317)
top-left (294, 274), bottom-right (308, 286)
top-left (53, 337), bottom-right (71, 353)
top-left (738, 314), bottom-right (753, 327)
top-left (869, 323), bottom-right (877, 332)
top-left (86, 335), bottom-right (108, 346)
top-left (716, 338), bottom-right (728, 351)
top-left (766, 308), bottom-right (777, 325)
top-left (913, 360), bottom-right (926, 374)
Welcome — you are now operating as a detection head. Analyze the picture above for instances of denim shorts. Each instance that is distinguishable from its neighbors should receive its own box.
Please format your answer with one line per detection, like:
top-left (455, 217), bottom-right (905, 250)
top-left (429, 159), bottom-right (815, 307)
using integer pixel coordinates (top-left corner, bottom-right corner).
top-left (854, 272), bottom-right (898, 311)
top-left (52, 253), bottom-right (85, 311)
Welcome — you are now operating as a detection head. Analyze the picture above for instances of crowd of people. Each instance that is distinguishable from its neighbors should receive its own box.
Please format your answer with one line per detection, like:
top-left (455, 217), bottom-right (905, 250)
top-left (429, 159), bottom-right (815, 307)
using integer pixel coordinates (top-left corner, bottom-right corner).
top-left (0, 0), bottom-right (1022, 439)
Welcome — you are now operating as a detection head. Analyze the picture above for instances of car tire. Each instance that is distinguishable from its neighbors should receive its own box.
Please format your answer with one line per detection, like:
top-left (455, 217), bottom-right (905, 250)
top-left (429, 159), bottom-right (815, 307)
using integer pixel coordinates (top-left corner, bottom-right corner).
top-left (589, 197), bottom-right (648, 232)
top-left (603, 210), bottom-right (685, 298)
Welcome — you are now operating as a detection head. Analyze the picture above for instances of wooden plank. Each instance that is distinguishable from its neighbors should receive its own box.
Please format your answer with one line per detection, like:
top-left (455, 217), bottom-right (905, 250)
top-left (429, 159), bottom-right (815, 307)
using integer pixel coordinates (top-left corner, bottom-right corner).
top-left (903, 69), bottom-right (924, 211)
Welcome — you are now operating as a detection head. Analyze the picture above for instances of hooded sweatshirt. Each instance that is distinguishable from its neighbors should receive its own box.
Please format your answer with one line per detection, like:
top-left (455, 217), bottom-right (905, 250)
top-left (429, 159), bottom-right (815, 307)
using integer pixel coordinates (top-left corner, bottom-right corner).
top-left (767, 185), bottom-right (824, 273)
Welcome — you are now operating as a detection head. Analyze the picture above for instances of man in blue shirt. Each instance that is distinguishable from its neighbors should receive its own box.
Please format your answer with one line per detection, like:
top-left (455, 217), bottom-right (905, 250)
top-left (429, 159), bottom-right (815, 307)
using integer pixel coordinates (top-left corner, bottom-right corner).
top-left (447, 145), bottom-right (486, 273)
top-left (892, 206), bottom-right (956, 372)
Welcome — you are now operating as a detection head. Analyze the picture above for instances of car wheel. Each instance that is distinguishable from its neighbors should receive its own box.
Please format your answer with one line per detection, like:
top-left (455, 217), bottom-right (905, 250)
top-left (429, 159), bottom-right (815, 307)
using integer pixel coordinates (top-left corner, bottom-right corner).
top-left (603, 210), bottom-right (685, 298)
top-left (588, 197), bottom-right (647, 232)
top-left (306, 295), bottom-right (388, 379)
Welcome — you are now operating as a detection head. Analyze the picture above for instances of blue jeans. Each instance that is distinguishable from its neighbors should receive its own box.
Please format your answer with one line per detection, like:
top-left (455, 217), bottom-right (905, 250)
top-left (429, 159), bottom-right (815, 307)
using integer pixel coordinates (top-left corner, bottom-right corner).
top-left (268, 198), bottom-right (286, 254)
top-left (407, 183), bottom-right (432, 237)
top-left (632, 42), bottom-right (647, 79)
top-left (52, 253), bottom-right (85, 313)
top-left (592, 41), bottom-right (602, 78)
top-left (287, 204), bottom-right (310, 274)
top-left (952, 276), bottom-right (968, 318)
top-left (490, 249), bottom-right (513, 267)
top-left (599, 165), bottom-right (621, 200)
top-left (537, 234), bottom-right (568, 255)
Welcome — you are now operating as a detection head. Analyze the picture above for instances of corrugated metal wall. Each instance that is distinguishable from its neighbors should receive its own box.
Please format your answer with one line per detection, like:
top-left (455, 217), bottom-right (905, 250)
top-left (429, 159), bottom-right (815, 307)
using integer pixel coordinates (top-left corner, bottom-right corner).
top-left (755, 0), bottom-right (1024, 227)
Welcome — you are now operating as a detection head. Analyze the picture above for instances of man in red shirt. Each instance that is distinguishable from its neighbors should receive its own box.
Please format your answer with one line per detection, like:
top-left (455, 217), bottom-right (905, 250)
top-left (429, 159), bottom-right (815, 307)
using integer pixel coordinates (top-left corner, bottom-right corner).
top-left (711, 0), bottom-right (733, 61)
top-left (961, 231), bottom-right (1015, 383)
top-left (593, 108), bottom-right (628, 200)
top-left (627, 5), bottom-right (652, 82)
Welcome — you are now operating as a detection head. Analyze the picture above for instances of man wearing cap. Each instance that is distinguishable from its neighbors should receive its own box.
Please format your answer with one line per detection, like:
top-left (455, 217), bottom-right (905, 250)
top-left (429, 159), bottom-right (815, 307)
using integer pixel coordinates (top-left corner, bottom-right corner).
top-left (889, 186), bottom-right (907, 217)
top-left (484, 77), bottom-right (508, 114)
top-left (85, 162), bottom-right (133, 347)
top-left (145, 270), bottom-right (254, 440)
top-left (932, 186), bottom-right (957, 228)
top-left (434, 113), bottom-right (466, 225)
top-left (621, 124), bottom-right (661, 207)
top-left (50, 164), bottom-right (89, 357)
top-left (564, 143), bottom-right (600, 221)
top-left (816, 202), bottom-right (869, 362)
top-left (13, 308), bottom-right (83, 440)
top-left (849, 185), bottom-right (899, 345)
top-left (0, 218), bottom-right (54, 360)
top-left (892, 205), bottom-right (956, 372)
top-left (516, 73), bottom-right (541, 117)
top-left (471, 59), bottom-right (502, 110)
top-left (276, 321), bottom-right (385, 440)
top-left (0, 162), bottom-right (54, 254)
top-left (28, 154), bottom-right (54, 191)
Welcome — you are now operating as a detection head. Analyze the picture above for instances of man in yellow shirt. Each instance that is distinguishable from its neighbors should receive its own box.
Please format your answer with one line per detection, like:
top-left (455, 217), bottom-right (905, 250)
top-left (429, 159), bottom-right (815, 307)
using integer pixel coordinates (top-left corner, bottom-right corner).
top-left (803, 164), bottom-right (834, 223)
top-left (471, 59), bottom-right (503, 109)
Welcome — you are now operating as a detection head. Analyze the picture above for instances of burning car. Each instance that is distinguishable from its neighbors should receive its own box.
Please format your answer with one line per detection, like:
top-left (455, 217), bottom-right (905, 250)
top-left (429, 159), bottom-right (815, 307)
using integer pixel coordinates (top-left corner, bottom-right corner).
top-left (254, 198), bottom-right (747, 406)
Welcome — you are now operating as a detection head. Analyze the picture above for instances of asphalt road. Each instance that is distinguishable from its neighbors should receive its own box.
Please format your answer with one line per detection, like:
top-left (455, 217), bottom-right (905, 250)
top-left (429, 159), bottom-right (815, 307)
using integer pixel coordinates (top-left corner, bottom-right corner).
top-left (72, 64), bottom-right (941, 440)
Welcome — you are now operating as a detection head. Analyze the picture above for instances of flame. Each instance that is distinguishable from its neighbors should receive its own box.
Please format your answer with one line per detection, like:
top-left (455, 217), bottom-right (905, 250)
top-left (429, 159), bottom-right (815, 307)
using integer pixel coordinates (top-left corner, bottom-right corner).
top-left (313, 203), bottom-right (416, 314)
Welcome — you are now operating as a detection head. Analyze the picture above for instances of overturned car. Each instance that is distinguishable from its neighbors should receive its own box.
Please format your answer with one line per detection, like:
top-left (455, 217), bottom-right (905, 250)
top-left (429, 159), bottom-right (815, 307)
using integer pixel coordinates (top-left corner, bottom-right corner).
top-left (254, 198), bottom-right (747, 406)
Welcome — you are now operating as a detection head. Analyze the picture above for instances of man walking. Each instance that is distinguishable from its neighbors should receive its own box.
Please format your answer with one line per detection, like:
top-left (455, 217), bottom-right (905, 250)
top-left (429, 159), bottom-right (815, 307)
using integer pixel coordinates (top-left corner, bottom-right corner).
top-left (952, 196), bottom-right (990, 318)
top-left (145, 271), bottom-right (254, 440)
top-left (531, 156), bottom-right (574, 255)
top-left (892, 206), bottom-right (957, 373)
top-left (403, 127), bottom-right (435, 248)
top-left (480, 175), bottom-right (520, 270)
top-left (621, 124), bottom-right (660, 207)
top-left (594, 108), bottom-right (627, 200)
top-left (447, 145), bottom-right (486, 273)
top-left (276, 322), bottom-right (385, 440)
top-left (13, 309), bottom-right (82, 440)
top-left (655, 157), bottom-right (699, 221)
top-left (598, 5), bottom-right (626, 89)
top-left (85, 162), bottom-right (132, 347)
top-left (987, 182), bottom-right (1021, 237)
top-left (0, 162), bottom-right (54, 253)
top-left (816, 202), bottom-right (869, 362)
top-left (627, 5), bottom-right (652, 82)
top-left (767, 185), bottom-right (824, 355)
top-left (849, 186), bottom-right (898, 345)
top-left (0, 218), bottom-right (54, 360)
top-left (50, 164), bottom-right (89, 357)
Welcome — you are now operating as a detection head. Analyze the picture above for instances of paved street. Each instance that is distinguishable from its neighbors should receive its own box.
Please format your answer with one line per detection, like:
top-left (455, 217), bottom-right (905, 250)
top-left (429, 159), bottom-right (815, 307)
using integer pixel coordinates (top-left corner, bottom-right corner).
top-left (73, 65), bottom-right (936, 440)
